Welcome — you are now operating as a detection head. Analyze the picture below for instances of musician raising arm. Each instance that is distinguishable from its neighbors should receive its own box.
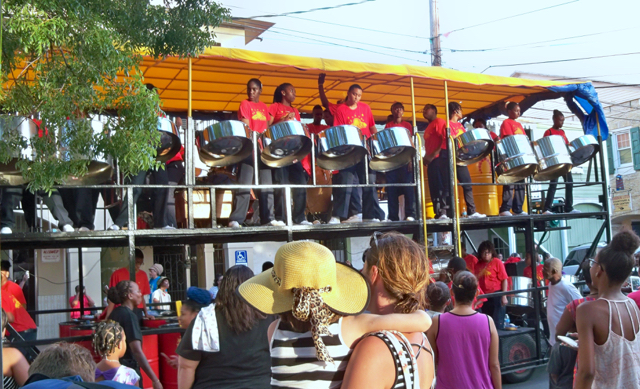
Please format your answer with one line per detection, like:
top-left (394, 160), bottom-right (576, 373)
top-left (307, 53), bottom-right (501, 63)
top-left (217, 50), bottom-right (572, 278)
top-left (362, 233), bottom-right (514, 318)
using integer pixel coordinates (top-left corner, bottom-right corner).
top-left (498, 102), bottom-right (527, 217)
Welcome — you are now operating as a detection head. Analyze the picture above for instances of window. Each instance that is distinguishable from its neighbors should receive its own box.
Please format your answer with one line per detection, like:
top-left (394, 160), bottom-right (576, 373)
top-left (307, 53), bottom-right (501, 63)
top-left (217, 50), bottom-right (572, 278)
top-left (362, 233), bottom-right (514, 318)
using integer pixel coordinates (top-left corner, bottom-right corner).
top-left (617, 132), bottom-right (632, 166)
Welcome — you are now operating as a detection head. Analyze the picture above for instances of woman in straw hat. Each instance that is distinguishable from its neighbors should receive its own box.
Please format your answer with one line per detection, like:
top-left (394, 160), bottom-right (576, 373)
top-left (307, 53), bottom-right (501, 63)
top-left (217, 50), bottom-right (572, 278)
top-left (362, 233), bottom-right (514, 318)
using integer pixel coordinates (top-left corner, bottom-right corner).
top-left (341, 231), bottom-right (435, 389)
top-left (239, 240), bottom-right (431, 389)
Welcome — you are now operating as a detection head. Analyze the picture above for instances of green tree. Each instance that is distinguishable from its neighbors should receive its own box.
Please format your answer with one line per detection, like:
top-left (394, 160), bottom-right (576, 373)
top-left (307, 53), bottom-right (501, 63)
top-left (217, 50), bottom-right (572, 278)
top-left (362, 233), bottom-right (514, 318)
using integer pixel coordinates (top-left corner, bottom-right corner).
top-left (0, 0), bottom-right (230, 191)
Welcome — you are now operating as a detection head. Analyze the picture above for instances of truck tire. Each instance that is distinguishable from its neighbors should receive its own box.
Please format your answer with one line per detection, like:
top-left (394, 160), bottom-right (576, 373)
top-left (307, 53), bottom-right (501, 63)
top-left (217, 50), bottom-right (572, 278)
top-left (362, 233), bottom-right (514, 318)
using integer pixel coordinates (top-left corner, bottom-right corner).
top-left (501, 334), bottom-right (536, 384)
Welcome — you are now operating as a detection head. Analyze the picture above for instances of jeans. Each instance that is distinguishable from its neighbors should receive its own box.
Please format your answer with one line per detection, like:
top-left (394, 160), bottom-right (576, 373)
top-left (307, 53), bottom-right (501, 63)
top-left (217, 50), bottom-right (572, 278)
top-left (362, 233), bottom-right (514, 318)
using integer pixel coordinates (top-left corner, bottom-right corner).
top-left (500, 180), bottom-right (525, 213)
top-left (482, 296), bottom-right (506, 330)
top-left (385, 163), bottom-right (416, 221)
top-left (113, 169), bottom-right (171, 228)
top-left (229, 156), bottom-right (274, 224)
top-left (274, 162), bottom-right (308, 224)
top-left (332, 158), bottom-right (384, 220)
top-left (544, 172), bottom-right (573, 212)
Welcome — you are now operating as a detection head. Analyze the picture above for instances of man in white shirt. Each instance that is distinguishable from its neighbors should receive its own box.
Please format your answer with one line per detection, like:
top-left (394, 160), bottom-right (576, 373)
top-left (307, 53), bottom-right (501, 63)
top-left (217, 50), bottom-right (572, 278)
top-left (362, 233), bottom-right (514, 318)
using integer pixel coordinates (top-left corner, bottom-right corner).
top-left (544, 257), bottom-right (582, 345)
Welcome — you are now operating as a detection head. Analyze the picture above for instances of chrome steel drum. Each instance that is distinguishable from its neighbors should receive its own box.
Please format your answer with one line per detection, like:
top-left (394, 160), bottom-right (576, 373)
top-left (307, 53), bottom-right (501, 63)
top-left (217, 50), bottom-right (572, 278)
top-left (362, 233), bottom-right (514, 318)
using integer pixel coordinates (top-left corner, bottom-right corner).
top-left (508, 276), bottom-right (533, 307)
top-left (369, 126), bottom-right (416, 172)
top-left (495, 135), bottom-right (538, 184)
top-left (260, 121), bottom-right (312, 168)
top-left (316, 125), bottom-right (367, 170)
top-left (532, 135), bottom-right (573, 181)
top-left (196, 120), bottom-right (252, 167)
top-left (455, 128), bottom-right (494, 166)
top-left (156, 117), bottom-right (181, 163)
top-left (0, 116), bottom-right (38, 185)
top-left (568, 134), bottom-right (599, 166)
top-left (59, 119), bottom-right (113, 186)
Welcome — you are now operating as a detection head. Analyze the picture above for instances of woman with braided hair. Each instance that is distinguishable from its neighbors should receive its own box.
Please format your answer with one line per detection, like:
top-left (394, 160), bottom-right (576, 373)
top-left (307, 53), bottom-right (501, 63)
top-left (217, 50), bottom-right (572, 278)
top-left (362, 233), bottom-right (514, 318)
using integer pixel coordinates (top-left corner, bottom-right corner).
top-left (93, 321), bottom-right (140, 385)
top-left (238, 239), bottom-right (431, 389)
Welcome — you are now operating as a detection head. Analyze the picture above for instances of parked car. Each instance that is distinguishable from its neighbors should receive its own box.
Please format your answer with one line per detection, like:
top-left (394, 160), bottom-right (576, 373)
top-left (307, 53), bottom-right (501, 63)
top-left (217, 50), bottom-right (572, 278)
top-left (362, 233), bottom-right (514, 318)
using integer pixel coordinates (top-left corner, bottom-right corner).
top-left (563, 242), bottom-right (607, 277)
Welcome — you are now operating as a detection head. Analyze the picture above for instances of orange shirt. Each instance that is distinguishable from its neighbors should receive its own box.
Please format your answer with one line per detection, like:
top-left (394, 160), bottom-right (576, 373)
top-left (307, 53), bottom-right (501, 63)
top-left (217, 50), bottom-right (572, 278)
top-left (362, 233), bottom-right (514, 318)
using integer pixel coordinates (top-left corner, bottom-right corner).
top-left (475, 258), bottom-right (508, 294)
top-left (238, 100), bottom-right (269, 133)
top-left (2, 281), bottom-right (37, 332)
top-left (329, 102), bottom-right (376, 138)
top-left (109, 267), bottom-right (151, 309)
top-left (268, 102), bottom-right (301, 123)
top-left (384, 120), bottom-right (414, 136)
top-left (499, 119), bottom-right (526, 138)
top-left (464, 254), bottom-right (479, 274)
top-left (523, 264), bottom-right (546, 286)
top-left (423, 118), bottom-right (447, 157)
top-left (449, 121), bottom-right (466, 138)
top-left (307, 123), bottom-right (330, 135)
top-left (543, 128), bottom-right (569, 145)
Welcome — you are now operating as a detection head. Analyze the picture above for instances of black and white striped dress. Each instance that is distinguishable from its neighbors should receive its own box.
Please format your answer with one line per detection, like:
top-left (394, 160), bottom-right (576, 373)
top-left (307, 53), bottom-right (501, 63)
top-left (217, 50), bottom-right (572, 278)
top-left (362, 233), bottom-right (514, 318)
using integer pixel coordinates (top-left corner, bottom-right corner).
top-left (270, 317), bottom-right (351, 389)
top-left (3, 375), bottom-right (18, 389)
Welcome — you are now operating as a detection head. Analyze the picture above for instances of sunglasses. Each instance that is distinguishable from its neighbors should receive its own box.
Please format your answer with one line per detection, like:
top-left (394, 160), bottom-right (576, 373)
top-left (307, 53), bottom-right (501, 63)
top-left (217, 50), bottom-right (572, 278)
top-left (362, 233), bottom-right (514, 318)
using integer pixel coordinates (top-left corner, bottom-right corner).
top-left (371, 231), bottom-right (384, 251)
top-left (588, 258), bottom-right (601, 268)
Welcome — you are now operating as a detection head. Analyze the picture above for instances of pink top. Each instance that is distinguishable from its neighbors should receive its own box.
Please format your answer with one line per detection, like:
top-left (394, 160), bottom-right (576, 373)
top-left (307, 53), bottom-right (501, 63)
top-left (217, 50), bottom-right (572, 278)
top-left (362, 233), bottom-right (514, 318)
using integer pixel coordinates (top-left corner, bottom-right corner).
top-left (435, 312), bottom-right (494, 389)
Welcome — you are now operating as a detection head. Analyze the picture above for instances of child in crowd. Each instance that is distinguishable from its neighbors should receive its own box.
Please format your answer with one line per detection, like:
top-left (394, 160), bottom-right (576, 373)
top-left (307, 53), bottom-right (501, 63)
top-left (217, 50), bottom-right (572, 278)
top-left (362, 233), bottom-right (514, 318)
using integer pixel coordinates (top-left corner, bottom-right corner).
top-left (93, 321), bottom-right (140, 385)
top-left (427, 281), bottom-right (450, 318)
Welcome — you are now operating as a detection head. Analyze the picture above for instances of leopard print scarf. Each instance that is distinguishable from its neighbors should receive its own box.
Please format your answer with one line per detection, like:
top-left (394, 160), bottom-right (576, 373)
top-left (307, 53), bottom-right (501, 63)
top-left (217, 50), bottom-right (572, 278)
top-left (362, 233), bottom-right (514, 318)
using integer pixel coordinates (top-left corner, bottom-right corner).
top-left (292, 286), bottom-right (336, 363)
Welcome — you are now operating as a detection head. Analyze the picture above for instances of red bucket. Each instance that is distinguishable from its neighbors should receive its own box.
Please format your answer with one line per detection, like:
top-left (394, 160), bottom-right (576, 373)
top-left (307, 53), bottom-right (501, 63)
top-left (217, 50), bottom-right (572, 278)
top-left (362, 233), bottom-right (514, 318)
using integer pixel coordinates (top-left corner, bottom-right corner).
top-left (70, 325), bottom-right (100, 363)
top-left (159, 330), bottom-right (181, 389)
top-left (140, 334), bottom-right (159, 389)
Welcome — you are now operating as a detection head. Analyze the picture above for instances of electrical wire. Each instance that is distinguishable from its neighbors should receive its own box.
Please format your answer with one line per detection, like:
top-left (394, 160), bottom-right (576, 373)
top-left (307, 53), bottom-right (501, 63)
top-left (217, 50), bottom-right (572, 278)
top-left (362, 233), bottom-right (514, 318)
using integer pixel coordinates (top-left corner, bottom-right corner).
top-left (17, 258), bottom-right (101, 286)
top-left (247, 0), bottom-right (376, 19)
top-left (481, 51), bottom-right (640, 73)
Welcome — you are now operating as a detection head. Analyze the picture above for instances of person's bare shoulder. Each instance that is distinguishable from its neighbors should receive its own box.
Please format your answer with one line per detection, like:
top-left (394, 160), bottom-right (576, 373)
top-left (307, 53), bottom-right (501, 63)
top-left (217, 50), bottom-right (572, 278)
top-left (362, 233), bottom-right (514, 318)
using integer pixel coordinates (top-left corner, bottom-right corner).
top-left (3, 346), bottom-right (25, 365)
top-left (342, 335), bottom-right (396, 389)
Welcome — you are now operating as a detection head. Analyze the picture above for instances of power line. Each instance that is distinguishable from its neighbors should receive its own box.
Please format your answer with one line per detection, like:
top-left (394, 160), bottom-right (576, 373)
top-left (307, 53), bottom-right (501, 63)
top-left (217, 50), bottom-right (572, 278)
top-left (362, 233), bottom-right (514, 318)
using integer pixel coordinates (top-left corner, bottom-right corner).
top-left (442, 0), bottom-right (580, 37)
top-left (247, 0), bottom-right (376, 19)
top-left (481, 52), bottom-right (640, 73)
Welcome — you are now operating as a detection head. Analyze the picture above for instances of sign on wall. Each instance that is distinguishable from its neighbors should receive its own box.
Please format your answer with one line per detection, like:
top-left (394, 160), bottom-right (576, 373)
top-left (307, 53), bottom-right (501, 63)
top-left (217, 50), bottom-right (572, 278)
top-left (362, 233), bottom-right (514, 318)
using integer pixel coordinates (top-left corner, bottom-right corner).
top-left (613, 193), bottom-right (632, 212)
top-left (42, 249), bottom-right (61, 263)
top-left (235, 250), bottom-right (248, 266)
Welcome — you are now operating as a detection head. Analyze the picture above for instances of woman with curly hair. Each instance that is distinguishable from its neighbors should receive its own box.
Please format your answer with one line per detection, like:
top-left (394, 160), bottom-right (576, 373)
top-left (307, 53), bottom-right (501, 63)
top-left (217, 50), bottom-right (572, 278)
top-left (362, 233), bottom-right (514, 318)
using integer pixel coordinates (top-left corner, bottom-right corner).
top-left (93, 321), bottom-right (140, 385)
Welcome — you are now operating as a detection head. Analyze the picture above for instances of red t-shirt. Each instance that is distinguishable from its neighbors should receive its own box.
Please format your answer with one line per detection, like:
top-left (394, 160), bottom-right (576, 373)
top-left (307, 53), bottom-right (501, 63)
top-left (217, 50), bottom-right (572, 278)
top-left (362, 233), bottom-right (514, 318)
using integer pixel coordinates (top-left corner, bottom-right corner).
top-left (329, 102), bottom-right (376, 139)
top-left (1, 281), bottom-right (37, 332)
top-left (489, 131), bottom-right (499, 141)
top-left (475, 258), bottom-right (508, 294)
top-left (384, 120), bottom-right (414, 136)
top-left (448, 281), bottom-right (487, 310)
top-left (307, 123), bottom-right (330, 135)
top-left (543, 128), bottom-right (569, 145)
top-left (523, 264), bottom-right (545, 286)
top-left (69, 295), bottom-right (91, 319)
top-left (449, 121), bottom-right (466, 138)
top-left (463, 254), bottom-right (479, 274)
top-left (167, 145), bottom-right (184, 164)
top-left (500, 118), bottom-right (526, 138)
top-left (505, 256), bottom-right (521, 264)
top-left (109, 268), bottom-right (151, 309)
top-left (423, 118), bottom-right (447, 157)
top-left (268, 102), bottom-right (301, 123)
top-left (238, 100), bottom-right (269, 134)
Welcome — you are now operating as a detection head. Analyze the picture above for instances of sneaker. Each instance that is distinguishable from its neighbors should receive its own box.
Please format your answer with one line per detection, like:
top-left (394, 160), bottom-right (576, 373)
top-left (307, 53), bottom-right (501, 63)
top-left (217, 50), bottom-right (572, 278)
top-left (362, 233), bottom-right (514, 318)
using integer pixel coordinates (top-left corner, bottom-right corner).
top-left (499, 211), bottom-right (512, 217)
top-left (108, 224), bottom-right (121, 231)
top-left (328, 217), bottom-right (341, 225)
top-left (405, 216), bottom-right (416, 221)
top-left (1, 227), bottom-right (12, 234)
top-left (162, 225), bottom-right (177, 229)
top-left (267, 220), bottom-right (286, 227)
top-left (468, 212), bottom-right (486, 218)
top-left (297, 220), bottom-right (313, 226)
top-left (569, 209), bottom-right (582, 214)
top-left (228, 221), bottom-right (241, 228)
top-left (514, 211), bottom-right (528, 216)
top-left (344, 214), bottom-right (362, 223)
top-left (78, 226), bottom-right (90, 232)
top-left (312, 220), bottom-right (322, 225)
top-left (62, 224), bottom-right (75, 232)
top-left (542, 210), bottom-right (554, 215)
top-left (381, 219), bottom-right (391, 223)
top-left (438, 214), bottom-right (450, 220)
top-left (363, 218), bottom-right (381, 222)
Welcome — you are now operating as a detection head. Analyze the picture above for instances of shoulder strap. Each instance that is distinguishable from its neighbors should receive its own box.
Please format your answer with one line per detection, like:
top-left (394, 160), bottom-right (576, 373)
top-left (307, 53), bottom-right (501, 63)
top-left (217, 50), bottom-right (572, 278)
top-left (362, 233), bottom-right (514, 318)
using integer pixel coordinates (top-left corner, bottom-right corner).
top-left (365, 330), bottom-right (420, 389)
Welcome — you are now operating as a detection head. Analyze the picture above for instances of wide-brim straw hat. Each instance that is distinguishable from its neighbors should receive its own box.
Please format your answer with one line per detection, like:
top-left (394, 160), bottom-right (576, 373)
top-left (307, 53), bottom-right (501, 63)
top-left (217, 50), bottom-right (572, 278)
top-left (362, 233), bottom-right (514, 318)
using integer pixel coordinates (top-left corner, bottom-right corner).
top-left (238, 241), bottom-right (370, 315)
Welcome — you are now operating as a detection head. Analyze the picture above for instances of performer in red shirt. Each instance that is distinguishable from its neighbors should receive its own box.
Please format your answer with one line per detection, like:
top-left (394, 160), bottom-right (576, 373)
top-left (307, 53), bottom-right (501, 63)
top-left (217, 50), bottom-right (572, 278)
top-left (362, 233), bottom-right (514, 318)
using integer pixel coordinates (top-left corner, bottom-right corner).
top-left (475, 241), bottom-right (509, 329)
top-left (499, 102), bottom-right (528, 217)
top-left (307, 105), bottom-right (330, 135)
top-left (1, 260), bottom-right (37, 358)
top-left (228, 78), bottom-right (280, 228)
top-left (384, 102), bottom-right (416, 221)
top-left (108, 249), bottom-right (152, 316)
top-left (542, 110), bottom-right (579, 215)
top-left (318, 73), bottom-right (385, 224)
top-left (461, 241), bottom-right (478, 274)
top-left (269, 83), bottom-right (311, 226)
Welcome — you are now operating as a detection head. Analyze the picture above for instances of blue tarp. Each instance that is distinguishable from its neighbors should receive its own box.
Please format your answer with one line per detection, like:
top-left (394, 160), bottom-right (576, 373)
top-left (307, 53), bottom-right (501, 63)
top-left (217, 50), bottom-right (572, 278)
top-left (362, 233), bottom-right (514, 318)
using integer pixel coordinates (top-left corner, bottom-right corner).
top-left (548, 83), bottom-right (609, 141)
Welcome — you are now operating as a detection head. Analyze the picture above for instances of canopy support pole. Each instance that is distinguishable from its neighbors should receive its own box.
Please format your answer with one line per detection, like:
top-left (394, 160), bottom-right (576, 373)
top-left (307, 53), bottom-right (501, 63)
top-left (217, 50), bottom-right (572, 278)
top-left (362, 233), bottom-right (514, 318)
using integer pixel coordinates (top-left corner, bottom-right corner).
top-left (412, 77), bottom-right (427, 258)
top-left (444, 81), bottom-right (461, 255)
top-left (187, 56), bottom-right (195, 229)
top-left (596, 112), bottom-right (612, 242)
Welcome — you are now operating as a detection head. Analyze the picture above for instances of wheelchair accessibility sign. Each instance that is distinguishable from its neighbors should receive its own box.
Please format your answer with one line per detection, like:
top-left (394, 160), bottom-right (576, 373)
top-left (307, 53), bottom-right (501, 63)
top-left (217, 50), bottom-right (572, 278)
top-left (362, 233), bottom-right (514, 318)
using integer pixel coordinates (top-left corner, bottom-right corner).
top-left (235, 250), bottom-right (248, 266)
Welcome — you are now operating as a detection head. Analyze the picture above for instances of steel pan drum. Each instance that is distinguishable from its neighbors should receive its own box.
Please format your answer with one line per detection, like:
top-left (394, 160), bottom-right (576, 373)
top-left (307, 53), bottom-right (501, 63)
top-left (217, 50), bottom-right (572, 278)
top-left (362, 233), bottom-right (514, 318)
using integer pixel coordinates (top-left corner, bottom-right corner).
top-left (156, 117), bottom-right (181, 163)
top-left (508, 276), bottom-right (533, 307)
top-left (369, 126), bottom-right (416, 172)
top-left (495, 135), bottom-right (538, 184)
top-left (196, 120), bottom-right (252, 167)
top-left (531, 135), bottom-right (573, 181)
top-left (568, 134), bottom-right (599, 166)
top-left (316, 125), bottom-right (367, 170)
top-left (59, 119), bottom-right (113, 186)
top-left (0, 116), bottom-right (38, 185)
top-left (455, 128), bottom-right (494, 166)
top-left (260, 121), bottom-right (312, 168)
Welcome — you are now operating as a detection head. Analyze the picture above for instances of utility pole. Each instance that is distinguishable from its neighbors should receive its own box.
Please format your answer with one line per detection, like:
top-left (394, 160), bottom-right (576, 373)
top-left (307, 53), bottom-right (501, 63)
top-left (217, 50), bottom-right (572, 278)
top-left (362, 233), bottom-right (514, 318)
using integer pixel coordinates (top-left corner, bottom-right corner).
top-left (429, 0), bottom-right (442, 66)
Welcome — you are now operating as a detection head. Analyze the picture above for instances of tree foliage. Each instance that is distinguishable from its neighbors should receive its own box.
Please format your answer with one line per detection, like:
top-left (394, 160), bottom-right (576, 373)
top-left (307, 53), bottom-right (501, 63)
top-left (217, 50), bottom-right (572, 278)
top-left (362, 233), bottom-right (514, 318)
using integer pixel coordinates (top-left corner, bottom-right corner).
top-left (1, 0), bottom-right (230, 191)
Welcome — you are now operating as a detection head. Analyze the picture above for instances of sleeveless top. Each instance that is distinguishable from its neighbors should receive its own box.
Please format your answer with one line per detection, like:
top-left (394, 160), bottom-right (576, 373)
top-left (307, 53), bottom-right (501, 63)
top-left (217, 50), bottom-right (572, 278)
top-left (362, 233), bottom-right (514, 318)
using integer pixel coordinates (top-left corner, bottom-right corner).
top-left (435, 312), bottom-right (493, 389)
top-left (3, 375), bottom-right (18, 389)
top-left (271, 317), bottom-right (351, 389)
top-left (366, 330), bottom-right (434, 389)
top-left (593, 298), bottom-right (640, 388)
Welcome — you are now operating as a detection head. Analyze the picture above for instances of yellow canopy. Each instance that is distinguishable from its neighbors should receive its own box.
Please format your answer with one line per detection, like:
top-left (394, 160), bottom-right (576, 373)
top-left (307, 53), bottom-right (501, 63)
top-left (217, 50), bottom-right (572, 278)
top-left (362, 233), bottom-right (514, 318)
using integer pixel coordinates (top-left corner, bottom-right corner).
top-left (140, 47), bottom-right (581, 120)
